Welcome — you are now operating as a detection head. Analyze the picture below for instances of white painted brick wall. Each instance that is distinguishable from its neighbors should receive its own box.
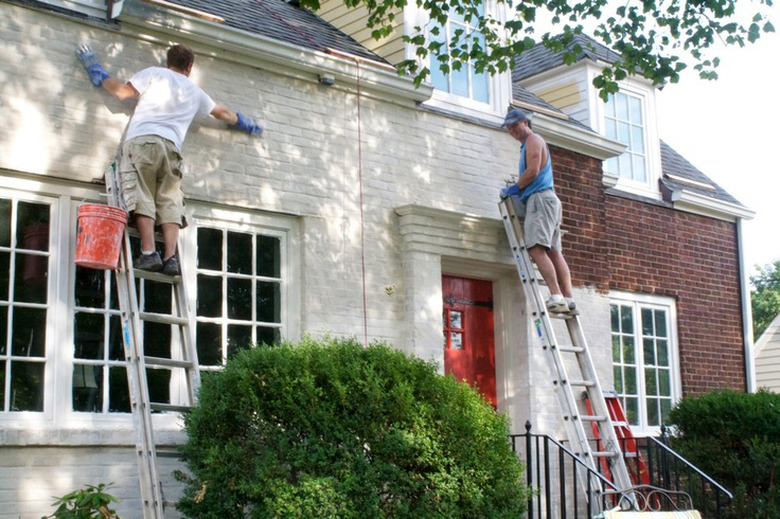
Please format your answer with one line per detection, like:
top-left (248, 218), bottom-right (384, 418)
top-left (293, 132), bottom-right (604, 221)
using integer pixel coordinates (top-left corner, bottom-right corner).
top-left (0, 447), bottom-right (185, 519)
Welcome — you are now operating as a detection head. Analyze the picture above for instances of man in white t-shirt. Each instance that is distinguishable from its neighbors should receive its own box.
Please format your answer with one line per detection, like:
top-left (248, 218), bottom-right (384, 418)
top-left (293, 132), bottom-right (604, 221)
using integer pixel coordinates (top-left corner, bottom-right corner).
top-left (77, 44), bottom-right (262, 275)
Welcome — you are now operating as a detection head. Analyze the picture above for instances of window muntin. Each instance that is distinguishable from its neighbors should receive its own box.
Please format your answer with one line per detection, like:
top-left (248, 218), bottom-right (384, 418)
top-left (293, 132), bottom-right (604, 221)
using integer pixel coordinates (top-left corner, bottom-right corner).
top-left (429, 7), bottom-right (490, 104)
top-left (72, 266), bottom-right (129, 413)
top-left (0, 197), bottom-right (52, 413)
top-left (196, 226), bottom-right (282, 369)
top-left (605, 92), bottom-right (647, 183)
top-left (611, 298), bottom-right (676, 431)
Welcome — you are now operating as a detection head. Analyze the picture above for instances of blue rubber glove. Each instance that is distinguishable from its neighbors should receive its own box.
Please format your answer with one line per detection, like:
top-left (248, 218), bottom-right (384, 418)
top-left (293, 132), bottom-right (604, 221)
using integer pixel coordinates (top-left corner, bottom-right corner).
top-left (232, 112), bottom-right (263, 136)
top-left (77, 44), bottom-right (109, 87)
top-left (500, 183), bottom-right (521, 199)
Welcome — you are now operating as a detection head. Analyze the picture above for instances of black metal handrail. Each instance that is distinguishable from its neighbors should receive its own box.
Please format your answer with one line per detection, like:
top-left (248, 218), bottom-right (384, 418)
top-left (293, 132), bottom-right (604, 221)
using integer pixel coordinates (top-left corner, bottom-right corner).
top-left (510, 421), bottom-right (620, 518)
top-left (627, 428), bottom-right (733, 518)
top-left (514, 422), bottom-right (734, 518)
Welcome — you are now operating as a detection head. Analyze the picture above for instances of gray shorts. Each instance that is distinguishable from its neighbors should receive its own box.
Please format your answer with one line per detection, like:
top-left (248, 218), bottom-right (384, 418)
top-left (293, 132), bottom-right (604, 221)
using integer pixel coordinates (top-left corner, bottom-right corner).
top-left (523, 189), bottom-right (562, 251)
top-left (119, 136), bottom-right (187, 228)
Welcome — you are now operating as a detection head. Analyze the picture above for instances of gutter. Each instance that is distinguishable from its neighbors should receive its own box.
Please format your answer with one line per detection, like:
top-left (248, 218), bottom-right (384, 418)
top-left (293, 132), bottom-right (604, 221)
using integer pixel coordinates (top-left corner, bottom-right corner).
top-left (737, 219), bottom-right (757, 392)
top-left (668, 188), bottom-right (756, 222)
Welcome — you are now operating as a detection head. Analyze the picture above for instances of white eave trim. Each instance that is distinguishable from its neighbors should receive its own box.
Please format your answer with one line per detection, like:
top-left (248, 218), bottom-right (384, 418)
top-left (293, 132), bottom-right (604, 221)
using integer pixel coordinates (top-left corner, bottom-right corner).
top-left (119, 0), bottom-right (432, 104)
top-left (532, 112), bottom-right (626, 161)
top-left (668, 188), bottom-right (755, 222)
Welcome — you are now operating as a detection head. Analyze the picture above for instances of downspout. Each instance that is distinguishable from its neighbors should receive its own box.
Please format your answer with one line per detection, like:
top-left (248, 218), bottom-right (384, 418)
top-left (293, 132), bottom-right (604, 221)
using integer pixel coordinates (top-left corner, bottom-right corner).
top-left (737, 218), bottom-right (756, 392)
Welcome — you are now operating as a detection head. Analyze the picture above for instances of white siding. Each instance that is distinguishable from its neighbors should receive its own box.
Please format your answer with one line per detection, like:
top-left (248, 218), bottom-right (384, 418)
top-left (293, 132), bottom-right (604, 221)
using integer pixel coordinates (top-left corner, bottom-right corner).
top-left (755, 313), bottom-right (780, 392)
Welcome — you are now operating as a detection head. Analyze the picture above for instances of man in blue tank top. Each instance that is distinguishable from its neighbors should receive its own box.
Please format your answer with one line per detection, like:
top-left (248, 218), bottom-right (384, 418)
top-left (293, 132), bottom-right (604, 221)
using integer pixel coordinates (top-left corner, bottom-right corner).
top-left (500, 108), bottom-right (577, 316)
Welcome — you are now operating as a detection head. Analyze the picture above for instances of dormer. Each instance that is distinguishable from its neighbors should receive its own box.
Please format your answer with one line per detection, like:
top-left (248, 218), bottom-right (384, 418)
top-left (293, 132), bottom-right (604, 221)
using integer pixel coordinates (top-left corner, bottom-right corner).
top-left (316, 0), bottom-right (512, 123)
top-left (512, 34), bottom-right (753, 222)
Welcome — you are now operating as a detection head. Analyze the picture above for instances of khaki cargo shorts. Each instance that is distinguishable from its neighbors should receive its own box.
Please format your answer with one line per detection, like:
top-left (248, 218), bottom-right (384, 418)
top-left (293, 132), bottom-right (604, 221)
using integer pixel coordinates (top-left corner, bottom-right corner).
top-left (118, 136), bottom-right (187, 228)
top-left (523, 189), bottom-right (562, 251)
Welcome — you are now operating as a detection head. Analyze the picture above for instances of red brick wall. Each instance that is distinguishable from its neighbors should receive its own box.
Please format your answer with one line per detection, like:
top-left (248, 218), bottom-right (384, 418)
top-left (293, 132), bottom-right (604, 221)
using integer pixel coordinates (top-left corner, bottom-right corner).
top-left (550, 146), bottom-right (747, 395)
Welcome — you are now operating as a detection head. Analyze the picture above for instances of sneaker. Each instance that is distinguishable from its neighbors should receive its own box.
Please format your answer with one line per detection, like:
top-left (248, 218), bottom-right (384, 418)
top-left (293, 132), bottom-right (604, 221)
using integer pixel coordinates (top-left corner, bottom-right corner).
top-left (162, 256), bottom-right (180, 276)
top-left (567, 300), bottom-right (580, 316)
top-left (545, 297), bottom-right (569, 315)
top-left (134, 251), bottom-right (163, 272)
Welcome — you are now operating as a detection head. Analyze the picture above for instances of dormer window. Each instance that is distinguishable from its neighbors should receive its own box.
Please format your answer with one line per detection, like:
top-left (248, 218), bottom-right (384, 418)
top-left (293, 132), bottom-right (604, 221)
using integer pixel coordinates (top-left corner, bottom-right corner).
top-left (414, 1), bottom-right (511, 121)
top-left (597, 82), bottom-right (662, 200)
top-left (429, 7), bottom-right (490, 104)
top-left (604, 91), bottom-right (648, 184)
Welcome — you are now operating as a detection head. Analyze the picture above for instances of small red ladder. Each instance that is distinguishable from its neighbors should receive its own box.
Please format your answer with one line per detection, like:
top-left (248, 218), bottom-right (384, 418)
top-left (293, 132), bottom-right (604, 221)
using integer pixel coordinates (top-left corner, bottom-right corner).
top-left (585, 391), bottom-right (650, 486)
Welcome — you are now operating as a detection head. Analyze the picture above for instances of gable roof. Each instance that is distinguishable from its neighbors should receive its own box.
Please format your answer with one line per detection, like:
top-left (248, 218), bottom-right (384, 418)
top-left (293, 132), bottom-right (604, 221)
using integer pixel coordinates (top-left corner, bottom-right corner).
top-left (141, 0), bottom-right (388, 63)
top-left (513, 34), bottom-right (620, 82)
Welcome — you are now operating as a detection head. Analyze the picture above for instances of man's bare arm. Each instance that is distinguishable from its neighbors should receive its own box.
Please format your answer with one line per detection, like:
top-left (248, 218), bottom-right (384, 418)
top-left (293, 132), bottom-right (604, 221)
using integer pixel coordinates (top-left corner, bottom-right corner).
top-left (211, 105), bottom-right (239, 126)
top-left (517, 134), bottom-right (545, 188)
top-left (102, 78), bottom-right (140, 101)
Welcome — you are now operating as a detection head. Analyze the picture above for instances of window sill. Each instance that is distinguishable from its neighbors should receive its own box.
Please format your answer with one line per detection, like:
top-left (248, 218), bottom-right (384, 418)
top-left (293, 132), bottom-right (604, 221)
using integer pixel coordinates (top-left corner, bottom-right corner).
top-left (0, 418), bottom-right (186, 446)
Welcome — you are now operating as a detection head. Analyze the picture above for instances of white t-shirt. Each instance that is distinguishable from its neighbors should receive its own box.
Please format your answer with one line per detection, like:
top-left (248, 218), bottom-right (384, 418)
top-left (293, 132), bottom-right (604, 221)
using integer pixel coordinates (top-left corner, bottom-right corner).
top-left (125, 67), bottom-right (216, 151)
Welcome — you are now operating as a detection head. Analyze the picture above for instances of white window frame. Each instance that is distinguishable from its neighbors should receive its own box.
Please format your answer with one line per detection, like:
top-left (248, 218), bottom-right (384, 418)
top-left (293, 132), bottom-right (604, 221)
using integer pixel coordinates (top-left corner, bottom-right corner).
top-left (182, 202), bottom-right (301, 371)
top-left (0, 177), bottom-right (299, 444)
top-left (593, 79), bottom-right (663, 201)
top-left (609, 291), bottom-right (681, 436)
top-left (406, 1), bottom-right (512, 122)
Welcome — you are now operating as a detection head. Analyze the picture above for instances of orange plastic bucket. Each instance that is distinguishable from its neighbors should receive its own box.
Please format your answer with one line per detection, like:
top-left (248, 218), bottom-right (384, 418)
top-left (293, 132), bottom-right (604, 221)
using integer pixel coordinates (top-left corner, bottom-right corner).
top-left (75, 203), bottom-right (128, 270)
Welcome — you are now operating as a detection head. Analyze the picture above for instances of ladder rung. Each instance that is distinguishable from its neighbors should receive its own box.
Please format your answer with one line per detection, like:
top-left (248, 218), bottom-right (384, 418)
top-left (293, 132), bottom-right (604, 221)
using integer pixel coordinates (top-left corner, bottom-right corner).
top-left (581, 415), bottom-right (608, 422)
top-left (134, 269), bottom-right (182, 284)
top-left (592, 451), bottom-right (619, 458)
top-left (150, 403), bottom-right (191, 413)
top-left (140, 312), bottom-right (189, 326)
top-left (557, 345), bottom-right (584, 353)
top-left (144, 356), bottom-right (195, 369)
top-left (568, 379), bottom-right (596, 387)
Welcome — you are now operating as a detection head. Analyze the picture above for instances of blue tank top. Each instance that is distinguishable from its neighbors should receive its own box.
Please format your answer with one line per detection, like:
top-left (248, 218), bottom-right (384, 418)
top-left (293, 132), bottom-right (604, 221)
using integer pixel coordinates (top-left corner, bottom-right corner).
top-left (518, 141), bottom-right (554, 202)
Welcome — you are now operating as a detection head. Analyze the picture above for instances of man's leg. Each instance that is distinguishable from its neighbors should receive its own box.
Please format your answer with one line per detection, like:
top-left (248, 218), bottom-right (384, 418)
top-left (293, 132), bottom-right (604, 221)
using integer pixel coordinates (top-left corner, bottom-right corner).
top-left (548, 249), bottom-right (573, 299)
top-left (528, 245), bottom-right (562, 295)
top-left (136, 215), bottom-right (157, 254)
top-left (160, 223), bottom-right (179, 261)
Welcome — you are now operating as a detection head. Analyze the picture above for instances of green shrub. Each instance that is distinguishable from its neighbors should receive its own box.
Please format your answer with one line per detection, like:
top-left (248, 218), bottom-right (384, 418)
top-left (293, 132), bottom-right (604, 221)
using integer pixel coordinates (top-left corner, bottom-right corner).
top-left (668, 389), bottom-right (780, 518)
top-left (175, 336), bottom-right (530, 518)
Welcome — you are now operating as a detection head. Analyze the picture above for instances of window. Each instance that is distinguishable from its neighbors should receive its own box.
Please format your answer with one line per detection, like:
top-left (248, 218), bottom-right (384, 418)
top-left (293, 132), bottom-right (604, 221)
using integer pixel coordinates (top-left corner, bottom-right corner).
top-left (0, 181), bottom-right (296, 430)
top-left (611, 294), bottom-right (679, 433)
top-left (604, 91), bottom-right (647, 184)
top-left (0, 196), bottom-right (53, 413)
top-left (195, 225), bottom-right (283, 369)
top-left (415, 0), bottom-right (512, 120)
top-left (72, 266), bottom-right (129, 413)
top-left (429, 6), bottom-right (490, 105)
top-left (443, 308), bottom-right (464, 350)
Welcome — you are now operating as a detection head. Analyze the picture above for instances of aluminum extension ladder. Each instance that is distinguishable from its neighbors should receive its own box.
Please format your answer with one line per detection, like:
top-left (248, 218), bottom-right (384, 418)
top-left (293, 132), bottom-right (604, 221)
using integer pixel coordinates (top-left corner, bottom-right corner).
top-left (105, 161), bottom-right (201, 518)
top-left (498, 196), bottom-right (634, 498)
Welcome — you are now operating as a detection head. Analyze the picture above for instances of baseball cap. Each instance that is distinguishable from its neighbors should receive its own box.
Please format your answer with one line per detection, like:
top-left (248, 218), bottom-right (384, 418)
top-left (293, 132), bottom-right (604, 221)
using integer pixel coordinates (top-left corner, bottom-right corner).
top-left (502, 108), bottom-right (529, 127)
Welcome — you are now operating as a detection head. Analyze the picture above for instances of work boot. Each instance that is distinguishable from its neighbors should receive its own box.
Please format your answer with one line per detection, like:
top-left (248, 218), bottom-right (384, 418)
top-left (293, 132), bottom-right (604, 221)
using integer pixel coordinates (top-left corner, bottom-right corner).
top-left (134, 251), bottom-right (163, 272)
top-left (162, 256), bottom-right (180, 276)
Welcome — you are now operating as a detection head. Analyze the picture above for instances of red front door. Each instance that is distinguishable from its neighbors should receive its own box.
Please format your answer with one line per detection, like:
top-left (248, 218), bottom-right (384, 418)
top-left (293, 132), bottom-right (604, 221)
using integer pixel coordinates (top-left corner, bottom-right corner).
top-left (442, 275), bottom-right (497, 407)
